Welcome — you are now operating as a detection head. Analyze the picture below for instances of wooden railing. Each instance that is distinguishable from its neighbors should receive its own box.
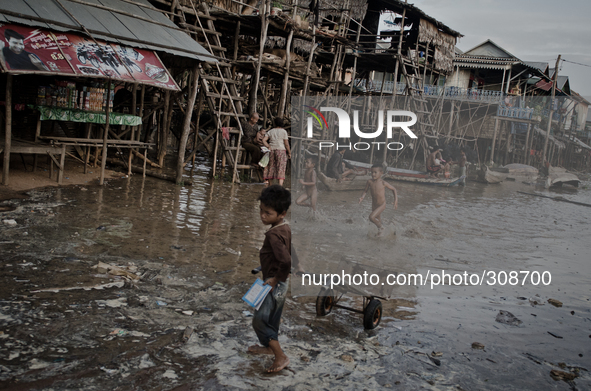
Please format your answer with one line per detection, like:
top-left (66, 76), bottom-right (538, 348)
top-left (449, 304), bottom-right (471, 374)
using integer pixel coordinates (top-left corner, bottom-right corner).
top-left (352, 80), bottom-right (506, 103)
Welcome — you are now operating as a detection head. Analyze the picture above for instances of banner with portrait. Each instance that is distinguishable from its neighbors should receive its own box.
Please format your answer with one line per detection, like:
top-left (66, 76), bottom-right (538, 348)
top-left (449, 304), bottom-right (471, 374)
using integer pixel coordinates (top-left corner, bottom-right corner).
top-left (0, 24), bottom-right (179, 91)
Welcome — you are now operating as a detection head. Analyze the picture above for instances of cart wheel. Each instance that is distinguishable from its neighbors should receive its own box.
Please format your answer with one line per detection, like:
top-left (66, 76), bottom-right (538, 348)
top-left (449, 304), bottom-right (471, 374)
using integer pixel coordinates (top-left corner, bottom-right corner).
top-left (363, 299), bottom-right (382, 329)
top-left (316, 288), bottom-right (335, 316)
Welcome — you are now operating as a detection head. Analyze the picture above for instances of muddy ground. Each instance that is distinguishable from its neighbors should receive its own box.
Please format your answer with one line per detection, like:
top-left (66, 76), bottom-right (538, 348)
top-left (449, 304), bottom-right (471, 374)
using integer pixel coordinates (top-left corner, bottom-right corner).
top-left (0, 157), bottom-right (590, 390)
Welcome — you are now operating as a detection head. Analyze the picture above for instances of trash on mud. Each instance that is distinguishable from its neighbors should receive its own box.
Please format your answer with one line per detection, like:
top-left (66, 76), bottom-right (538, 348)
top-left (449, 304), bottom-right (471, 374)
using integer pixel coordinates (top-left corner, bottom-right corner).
top-left (2, 219), bottom-right (17, 226)
top-left (472, 342), bottom-right (485, 350)
top-left (547, 332), bottom-right (563, 339)
top-left (225, 247), bottom-right (241, 256)
top-left (95, 261), bottom-right (140, 282)
top-left (495, 310), bottom-right (523, 326)
top-left (340, 354), bottom-right (354, 362)
top-left (156, 300), bottom-right (168, 306)
top-left (182, 310), bottom-right (194, 316)
top-left (31, 281), bottom-right (125, 293)
top-left (182, 326), bottom-right (194, 343)
top-left (550, 369), bottom-right (577, 381)
top-left (431, 351), bottom-right (443, 357)
top-left (96, 298), bottom-right (128, 308)
top-left (548, 299), bottom-right (563, 307)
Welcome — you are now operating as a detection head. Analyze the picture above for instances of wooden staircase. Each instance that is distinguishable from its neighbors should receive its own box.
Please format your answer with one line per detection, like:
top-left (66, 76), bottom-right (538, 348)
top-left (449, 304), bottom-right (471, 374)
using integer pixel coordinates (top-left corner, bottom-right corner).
top-left (175, 1), bottom-right (250, 182)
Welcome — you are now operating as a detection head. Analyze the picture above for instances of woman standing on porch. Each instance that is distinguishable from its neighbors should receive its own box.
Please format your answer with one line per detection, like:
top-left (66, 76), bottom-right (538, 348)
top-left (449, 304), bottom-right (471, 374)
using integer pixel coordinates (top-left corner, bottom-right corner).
top-left (263, 117), bottom-right (291, 187)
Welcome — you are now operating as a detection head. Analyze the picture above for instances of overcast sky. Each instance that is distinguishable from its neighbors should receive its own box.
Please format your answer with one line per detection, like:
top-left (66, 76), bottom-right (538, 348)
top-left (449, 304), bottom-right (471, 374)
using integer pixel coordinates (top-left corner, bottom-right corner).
top-left (407, 0), bottom-right (591, 98)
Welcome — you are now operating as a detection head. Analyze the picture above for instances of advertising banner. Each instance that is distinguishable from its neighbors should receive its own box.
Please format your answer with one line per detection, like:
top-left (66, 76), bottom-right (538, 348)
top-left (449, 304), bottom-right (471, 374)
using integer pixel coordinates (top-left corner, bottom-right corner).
top-left (0, 24), bottom-right (179, 90)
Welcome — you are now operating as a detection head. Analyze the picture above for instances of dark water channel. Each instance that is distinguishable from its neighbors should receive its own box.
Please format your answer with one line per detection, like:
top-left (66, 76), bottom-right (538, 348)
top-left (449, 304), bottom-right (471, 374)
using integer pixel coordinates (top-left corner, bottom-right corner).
top-left (0, 157), bottom-right (590, 390)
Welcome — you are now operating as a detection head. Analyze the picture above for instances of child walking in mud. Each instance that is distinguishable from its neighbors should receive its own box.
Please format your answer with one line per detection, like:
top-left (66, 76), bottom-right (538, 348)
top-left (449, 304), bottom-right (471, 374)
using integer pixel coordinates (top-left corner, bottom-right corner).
top-left (248, 185), bottom-right (295, 373)
top-left (296, 157), bottom-right (318, 212)
top-left (359, 164), bottom-right (398, 236)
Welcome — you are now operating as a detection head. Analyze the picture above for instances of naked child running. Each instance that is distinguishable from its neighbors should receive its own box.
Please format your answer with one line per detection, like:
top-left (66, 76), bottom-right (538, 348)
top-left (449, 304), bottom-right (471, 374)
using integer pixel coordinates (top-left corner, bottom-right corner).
top-left (359, 164), bottom-right (398, 236)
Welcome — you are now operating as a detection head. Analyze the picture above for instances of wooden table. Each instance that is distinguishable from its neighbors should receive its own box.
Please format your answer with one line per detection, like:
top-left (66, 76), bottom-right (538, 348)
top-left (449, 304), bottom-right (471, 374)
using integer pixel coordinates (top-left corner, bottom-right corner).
top-left (0, 139), bottom-right (67, 184)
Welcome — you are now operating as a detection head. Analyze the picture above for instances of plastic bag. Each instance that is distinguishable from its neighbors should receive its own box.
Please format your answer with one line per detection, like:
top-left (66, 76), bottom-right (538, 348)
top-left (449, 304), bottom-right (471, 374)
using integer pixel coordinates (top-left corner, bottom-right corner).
top-left (259, 152), bottom-right (270, 167)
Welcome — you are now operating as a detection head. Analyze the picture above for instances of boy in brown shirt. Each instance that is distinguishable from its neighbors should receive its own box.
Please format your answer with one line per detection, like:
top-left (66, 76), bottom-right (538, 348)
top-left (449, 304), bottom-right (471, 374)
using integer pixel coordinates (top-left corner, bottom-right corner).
top-left (248, 185), bottom-right (298, 372)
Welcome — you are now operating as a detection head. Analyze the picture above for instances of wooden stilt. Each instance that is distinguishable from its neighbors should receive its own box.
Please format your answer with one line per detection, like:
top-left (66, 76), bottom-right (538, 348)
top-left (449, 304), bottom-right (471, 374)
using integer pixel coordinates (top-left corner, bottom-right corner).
top-left (489, 117), bottom-right (499, 165)
top-left (176, 65), bottom-right (200, 184)
top-left (159, 91), bottom-right (171, 167)
top-left (33, 115), bottom-right (41, 172)
top-left (2, 74), bottom-right (12, 185)
top-left (128, 83), bottom-right (138, 176)
top-left (99, 80), bottom-right (112, 185)
top-left (278, 28), bottom-right (294, 118)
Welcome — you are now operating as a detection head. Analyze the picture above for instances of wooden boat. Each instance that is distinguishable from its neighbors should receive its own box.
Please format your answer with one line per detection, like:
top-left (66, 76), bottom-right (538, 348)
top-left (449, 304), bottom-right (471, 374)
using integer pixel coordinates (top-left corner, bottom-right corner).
top-left (477, 166), bottom-right (506, 184)
top-left (343, 159), bottom-right (466, 187)
top-left (545, 167), bottom-right (580, 188)
top-left (502, 163), bottom-right (539, 181)
top-left (318, 172), bottom-right (371, 191)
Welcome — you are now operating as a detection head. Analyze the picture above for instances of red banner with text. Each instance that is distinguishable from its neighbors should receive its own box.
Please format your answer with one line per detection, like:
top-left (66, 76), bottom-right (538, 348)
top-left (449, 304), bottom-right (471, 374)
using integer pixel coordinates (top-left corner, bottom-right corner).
top-left (0, 24), bottom-right (179, 90)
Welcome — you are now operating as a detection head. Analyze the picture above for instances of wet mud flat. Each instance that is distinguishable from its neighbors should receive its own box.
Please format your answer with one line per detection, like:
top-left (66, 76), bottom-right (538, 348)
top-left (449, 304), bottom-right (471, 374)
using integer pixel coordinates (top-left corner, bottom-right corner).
top-left (0, 176), bottom-right (590, 390)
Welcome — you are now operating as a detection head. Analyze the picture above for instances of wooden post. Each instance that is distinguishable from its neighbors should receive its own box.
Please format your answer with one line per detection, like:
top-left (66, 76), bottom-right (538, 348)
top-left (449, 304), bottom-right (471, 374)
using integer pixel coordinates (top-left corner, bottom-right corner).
top-left (176, 65), bottom-right (200, 184)
top-left (489, 117), bottom-right (499, 165)
top-left (193, 89), bottom-right (204, 164)
top-left (233, 21), bottom-right (241, 61)
top-left (347, 20), bottom-right (362, 99)
top-left (143, 147), bottom-right (147, 177)
top-left (504, 128), bottom-right (511, 165)
top-left (251, 0), bottom-right (269, 115)
top-left (303, 25), bottom-right (317, 97)
top-left (99, 80), bottom-right (112, 185)
top-left (2, 74), bottom-right (12, 185)
top-left (543, 55), bottom-right (561, 165)
top-left (58, 144), bottom-right (66, 184)
top-left (159, 90), bottom-right (171, 167)
top-left (33, 114), bottom-right (42, 172)
top-left (84, 123), bottom-right (91, 173)
top-left (138, 85), bottom-right (146, 144)
top-left (523, 123), bottom-right (531, 164)
top-left (128, 83), bottom-right (138, 176)
top-left (278, 28), bottom-right (294, 117)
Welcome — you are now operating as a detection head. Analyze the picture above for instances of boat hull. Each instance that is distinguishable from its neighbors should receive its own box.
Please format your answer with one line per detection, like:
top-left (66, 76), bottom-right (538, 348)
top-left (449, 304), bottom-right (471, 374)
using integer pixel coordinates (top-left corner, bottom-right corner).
top-left (318, 172), bottom-right (370, 191)
top-left (343, 159), bottom-right (465, 187)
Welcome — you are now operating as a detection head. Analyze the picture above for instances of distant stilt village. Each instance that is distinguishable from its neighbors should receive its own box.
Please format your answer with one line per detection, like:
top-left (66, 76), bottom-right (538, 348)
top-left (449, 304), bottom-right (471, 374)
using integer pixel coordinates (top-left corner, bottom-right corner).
top-left (1, 0), bottom-right (590, 186)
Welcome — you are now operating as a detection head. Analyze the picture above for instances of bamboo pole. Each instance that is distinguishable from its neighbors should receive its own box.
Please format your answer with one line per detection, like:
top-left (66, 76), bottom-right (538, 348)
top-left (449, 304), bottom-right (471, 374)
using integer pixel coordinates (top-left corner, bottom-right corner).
top-left (347, 20), bottom-right (362, 99)
top-left (233, 21), bottom-right (241, 61)
top-left (303, 25), bottom-right (317, 97)
top-left (543, 55), bottom-right (561, 164)
top-left (278, 28), bottom-right (294, 118)
top-left (176, 64), bottom-right (200, 184)
top-left (251, 0), bottom-right (269, 115)
top-left (489, 117), bottom-right (499, 164)
top-left (523, 123), bottom-right (531, 164)
top-left (158, 90), bottom-right (171, 167)
top-left (99, 80), bottom-right (112, 185)
top-left (128, 83), bottom-right (138, 176)
top-left (2, 74), bottom-right (12, 185)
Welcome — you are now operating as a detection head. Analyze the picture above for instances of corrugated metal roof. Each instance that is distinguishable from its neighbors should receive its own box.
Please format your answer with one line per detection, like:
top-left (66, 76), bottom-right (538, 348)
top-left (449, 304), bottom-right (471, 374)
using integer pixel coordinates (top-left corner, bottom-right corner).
top-left (0, 0), bottom-right (214, 62)
top-left (522, 61), bottom-right (548, 73)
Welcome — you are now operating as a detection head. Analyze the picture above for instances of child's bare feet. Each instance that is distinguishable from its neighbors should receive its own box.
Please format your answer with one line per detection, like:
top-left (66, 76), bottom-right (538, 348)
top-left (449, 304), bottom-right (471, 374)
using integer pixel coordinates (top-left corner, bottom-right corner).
top-left (248, 345), bottom-right (274, 355)
top-left (267, 355), bottom-right (290, 373)
top-left (376, 227), bottom-right (384, 237)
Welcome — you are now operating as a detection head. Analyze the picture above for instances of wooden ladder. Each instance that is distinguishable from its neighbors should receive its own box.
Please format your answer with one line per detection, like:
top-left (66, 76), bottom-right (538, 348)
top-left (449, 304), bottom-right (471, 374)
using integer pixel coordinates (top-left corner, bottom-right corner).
top-left (185, 2), bottom-right (248, 182)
